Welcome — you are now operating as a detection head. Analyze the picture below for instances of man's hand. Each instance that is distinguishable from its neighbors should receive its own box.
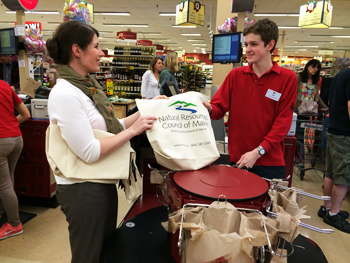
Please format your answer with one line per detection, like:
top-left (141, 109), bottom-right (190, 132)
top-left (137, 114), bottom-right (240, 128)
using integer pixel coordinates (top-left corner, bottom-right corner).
top-left (237, 148), bottom-right (261, 169)
top-left (202, 101), bottom-right (212, 114)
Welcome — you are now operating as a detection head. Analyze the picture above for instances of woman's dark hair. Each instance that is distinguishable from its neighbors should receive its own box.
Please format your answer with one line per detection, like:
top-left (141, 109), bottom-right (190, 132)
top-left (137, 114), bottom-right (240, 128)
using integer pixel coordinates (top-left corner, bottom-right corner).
top-left (299, 59), bottom-right (322, 84)
top-left (148, 57), bottom-right (163, 73)
top-left (46, 20), bottom-right (99, 65)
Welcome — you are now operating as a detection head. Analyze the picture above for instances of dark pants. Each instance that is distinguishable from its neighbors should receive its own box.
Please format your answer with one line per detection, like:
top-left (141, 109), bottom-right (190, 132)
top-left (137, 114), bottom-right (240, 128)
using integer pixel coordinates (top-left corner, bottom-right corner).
top-left (231, 162), bottom-right (286, 180)
top-left (56, 182), bottom-right (118, 263)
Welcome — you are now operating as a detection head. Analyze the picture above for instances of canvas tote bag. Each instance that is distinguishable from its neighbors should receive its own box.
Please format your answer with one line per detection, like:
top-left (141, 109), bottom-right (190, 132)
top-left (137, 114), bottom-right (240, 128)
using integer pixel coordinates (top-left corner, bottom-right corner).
top-left (136, 92), bottom-right (220, 170)
top-left (45, 124), bottom-right (141, 203)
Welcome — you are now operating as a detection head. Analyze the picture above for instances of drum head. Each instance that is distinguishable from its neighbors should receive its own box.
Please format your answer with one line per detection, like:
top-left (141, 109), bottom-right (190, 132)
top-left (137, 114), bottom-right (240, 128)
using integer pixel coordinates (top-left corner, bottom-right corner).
top-left (173, 165), bottom-right (269, 202)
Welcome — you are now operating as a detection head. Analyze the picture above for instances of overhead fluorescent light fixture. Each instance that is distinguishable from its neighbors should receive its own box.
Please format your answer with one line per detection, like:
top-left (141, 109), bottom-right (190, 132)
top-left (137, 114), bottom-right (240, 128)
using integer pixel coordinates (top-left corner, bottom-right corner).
top-left (192, 44), bottom-right (207, 46)
top-left (329, 27), bottom-right (350, 29)
top-left (193, 50), bottom-right (197, 52)
top-left (99, 31), bottom-right (114, 34)
top-left (187, 39), bottom-right (204, 41)
top-left (181, 33), bottom-right (201, 36)
top-left (6, 10), bottom-right (60, 14)
top-left (159, 12), bottom-right (176, 16)
top-left (254, 13), bottom-right (299, 17)
top-left (142, 32), bottom-right (162, 35)
top-left (0, 21), bottom-right (16, 24)
top-left (95, 12), bottom-right (130, 16)
top-left (295, 40), bottom-right (334, 43)
top-left (310, 35), bottom-right (350, 38)
top-left (285, 45), bottom-right (319, 48)
top-left (173, 25), bottom-right (196, 28)
top-left (103, 24), bottom-right (148, 27)
top-left (278, 26), bottom-right (300, 29)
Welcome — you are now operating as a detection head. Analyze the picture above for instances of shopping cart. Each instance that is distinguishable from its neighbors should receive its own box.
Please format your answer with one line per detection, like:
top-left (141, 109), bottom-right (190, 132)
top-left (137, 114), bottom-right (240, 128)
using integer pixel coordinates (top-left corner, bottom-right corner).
top-left (295, 113), bottom-right (326, 180)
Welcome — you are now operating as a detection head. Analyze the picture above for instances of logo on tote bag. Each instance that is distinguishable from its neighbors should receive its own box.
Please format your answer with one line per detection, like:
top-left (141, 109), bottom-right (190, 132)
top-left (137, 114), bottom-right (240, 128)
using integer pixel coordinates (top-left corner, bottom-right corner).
top-left (168, 101), bottom-right (197, 114)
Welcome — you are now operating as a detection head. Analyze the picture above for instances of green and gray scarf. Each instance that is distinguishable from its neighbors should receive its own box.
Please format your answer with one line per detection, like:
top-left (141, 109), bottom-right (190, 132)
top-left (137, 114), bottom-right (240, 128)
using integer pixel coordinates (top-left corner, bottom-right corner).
top-left (57, 65), bottom-right (124, 134)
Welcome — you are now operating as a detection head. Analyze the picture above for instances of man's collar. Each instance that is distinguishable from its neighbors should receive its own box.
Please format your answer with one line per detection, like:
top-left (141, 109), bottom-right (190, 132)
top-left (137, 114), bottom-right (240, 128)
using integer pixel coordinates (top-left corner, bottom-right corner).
top-left (243, 61), bottom-right (281, 75)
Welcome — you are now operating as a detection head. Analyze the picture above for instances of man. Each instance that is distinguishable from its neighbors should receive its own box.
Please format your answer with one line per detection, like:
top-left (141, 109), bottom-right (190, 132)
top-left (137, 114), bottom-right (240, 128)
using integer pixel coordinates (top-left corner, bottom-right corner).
top-left (203, 19), bottom-right (297, 179)
top-left (318, 58), bottom-right (350, 233)
top-left (0, 55), bottom-right (20, 90)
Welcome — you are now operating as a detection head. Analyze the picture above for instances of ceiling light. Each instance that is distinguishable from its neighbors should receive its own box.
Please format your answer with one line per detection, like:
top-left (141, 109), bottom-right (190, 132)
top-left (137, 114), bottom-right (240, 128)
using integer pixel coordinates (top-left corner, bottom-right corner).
top-left (310, 35), bottom-right (350, 38)
top-left (103, 24), bottom-right (148, 27)
top-left (159, 12), bottom-right (176, 16)
top-left (285, 45), bottom-right (319, 48)
top-left (332, 36), bottom-right (350, 38)
top-left (95, 12), bottom-right (130, 16)
top-left (187, 39), bottom-right (204, 41)
top-left (173, 25), bottom-right (196, 28)
top-left (181, 33), bottom-right (201, 36)
top-left (329, 27), bottom-right (349, 29)
top-left (192, 44), bottom-right (207, 46)
top-left (6, 11), bottom-right (60, 14)
top-left (99, 31), bottom-right (114, 34)
top-left (295, 40), bottom-right (334, 43)
top-left (142, 33), bottom-right (162, 35)
top-left (0, 21), bottom-right (16, 24)
top-left (284, 49), bottom-right (308, 51)
top-left (278, 26), bottom-right (300, 29)
top-left (254, 13), bottom-right (299, 17)
top-left (193, 50), bottom-right (197, 52)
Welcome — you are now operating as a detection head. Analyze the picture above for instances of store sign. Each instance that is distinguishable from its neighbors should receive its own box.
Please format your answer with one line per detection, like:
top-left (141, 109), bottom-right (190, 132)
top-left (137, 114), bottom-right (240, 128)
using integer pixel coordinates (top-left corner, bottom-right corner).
top-left (136, 40), bottom-right (153, 46)
top-left (298, 0), bottom-right (333, 28)
top-left (15, 21), bottom-right (42, 32)
top-left (155, 44), bottom-right (165, 52)
top-left (175, 0), bottom-right (205, 27)
top-left (116, 31), bottom-right (137, 43)
top-left (2, 0), bottom-right (40, 11)
top-left (318, 50), bottom-right (333, 55)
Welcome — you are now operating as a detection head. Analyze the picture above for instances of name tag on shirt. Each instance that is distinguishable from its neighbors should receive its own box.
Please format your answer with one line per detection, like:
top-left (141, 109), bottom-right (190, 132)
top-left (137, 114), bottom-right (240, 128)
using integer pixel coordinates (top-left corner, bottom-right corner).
top-left (265, 89), bottom-right (281, 101)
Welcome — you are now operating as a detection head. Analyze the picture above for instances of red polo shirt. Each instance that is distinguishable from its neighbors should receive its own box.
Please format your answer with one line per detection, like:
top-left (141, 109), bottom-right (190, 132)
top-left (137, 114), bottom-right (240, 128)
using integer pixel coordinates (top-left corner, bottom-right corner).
top-left (0, 79), bottom-right (23, 139)
top-left (210, 62), bottom-right (297, 166)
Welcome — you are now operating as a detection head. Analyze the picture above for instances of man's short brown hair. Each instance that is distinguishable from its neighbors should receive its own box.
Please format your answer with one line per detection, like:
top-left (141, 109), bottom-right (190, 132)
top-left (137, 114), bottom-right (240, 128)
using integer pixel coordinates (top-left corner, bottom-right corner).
top-left (243, 18), bottom-right (279, 54)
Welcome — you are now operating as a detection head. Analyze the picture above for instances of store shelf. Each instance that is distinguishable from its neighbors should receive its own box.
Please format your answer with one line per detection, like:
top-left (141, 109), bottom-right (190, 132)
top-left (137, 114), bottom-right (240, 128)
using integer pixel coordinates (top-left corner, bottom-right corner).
top-left (114, 55), bottom-right (154, 59)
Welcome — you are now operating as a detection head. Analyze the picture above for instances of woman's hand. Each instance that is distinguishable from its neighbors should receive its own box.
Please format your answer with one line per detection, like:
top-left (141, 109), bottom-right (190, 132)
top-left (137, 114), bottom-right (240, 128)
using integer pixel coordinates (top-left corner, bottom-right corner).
top-left (179, 89), bottom-right (184, 93)
top-left (129, 115), bottom-right (158, 136)
top-left (236, 149), bottom-right (261, 169)
top-left (152, 95), bottom-right (168, 100)
top-left (202, 102), bottom-right (212, 114)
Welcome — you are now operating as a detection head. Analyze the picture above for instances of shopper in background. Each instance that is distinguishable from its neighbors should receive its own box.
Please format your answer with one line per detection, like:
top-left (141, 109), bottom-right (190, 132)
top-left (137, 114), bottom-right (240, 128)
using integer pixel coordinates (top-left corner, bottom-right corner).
top-left (159, 51), bottom-right (183, 95)
top-left (295, 59), bottom-right (328, 167)
top-left (46, 20), bottom-right (166, 263)
top-left (0, 55), bottom-right (20, 91)
top-left (203, 18), bottom-right (297, 179)
top-left (318, 58), bottom-right (350, 233)
top-left (295, 59), bottom-right (328, 110)
top-left (0, 79), bottom-right (31, 240)
top-left (141, 56), bottom-right (163, 99)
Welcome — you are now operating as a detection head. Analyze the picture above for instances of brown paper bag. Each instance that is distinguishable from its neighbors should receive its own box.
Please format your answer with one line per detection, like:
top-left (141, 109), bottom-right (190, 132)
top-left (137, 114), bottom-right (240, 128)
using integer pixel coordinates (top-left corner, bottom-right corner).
top-left (163, 201), bottom-right (299, 263)
top-left (269, 188), bottom-right (310, 220)
top-left (22, 77), bottom-right (41, 98)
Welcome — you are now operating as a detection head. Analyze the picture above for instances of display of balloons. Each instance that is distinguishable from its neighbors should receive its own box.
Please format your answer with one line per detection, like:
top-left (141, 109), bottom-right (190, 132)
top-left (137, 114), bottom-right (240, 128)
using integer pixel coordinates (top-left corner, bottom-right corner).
top-left (63, 0), bottom-right (91, 25)
top-left (217, 17), bottom-right (255, 33)
top-left (23, 27), bottom-right (46, 55)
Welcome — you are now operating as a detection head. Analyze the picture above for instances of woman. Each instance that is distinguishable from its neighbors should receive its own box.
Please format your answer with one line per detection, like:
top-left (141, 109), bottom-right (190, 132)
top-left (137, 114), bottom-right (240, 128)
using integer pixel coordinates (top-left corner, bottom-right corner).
top-left (159, 51), bottom-right (182, 95)
top-left (141, 57), bottom-right (163, 99)
top-left (295, 59), bottom-right (328, 110)
top-left (295, 59), bottom-right (328, 167)
top-left (46, 20), bottom-right (165, 263)
top-left (0, 80), bottom-right (31, 240)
